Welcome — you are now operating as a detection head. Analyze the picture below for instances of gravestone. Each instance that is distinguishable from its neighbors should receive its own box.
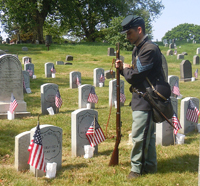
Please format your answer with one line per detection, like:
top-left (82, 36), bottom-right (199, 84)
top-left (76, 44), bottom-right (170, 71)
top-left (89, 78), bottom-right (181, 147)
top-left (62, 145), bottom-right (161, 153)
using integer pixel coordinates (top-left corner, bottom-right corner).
top-left (41, 83), bottom-right (59, 115)
top-left (71, 108), bottom-right (98, 157)
top-left (0, 50), bottom-right (6, 55)
top-left (104, 70), bottom-right (115, 79)
top-left (180, 60), bottom-right (192, 82)
top-left (15, 131), bottom-right (30, 171)
top-left (93, 68), bottom-right (105, 87)
top-left (165, 43), bottom-right (168, 47)
top-left (22, 56), bottom-right (31, 64)
top-left (70, 71), bottom-right (81, 89)
top-left (30, 124), bottom-right (62, 177)
top-left (196, 48), bottom-right (200, 55)
top-left (179, 97), bottom-right (199, 134)
top-left (177, 54), bottom-right (184, 60)
top-left (167, 50), bottom-right (173, 56)
top-left (182, 52), bottom-right (188, 55)
top-left (64, 62), bottom-right (72, 65)
top-left (56, 61), bottom-right (64, 65)
top-left (66, 55), bottom-right (73, 61)
top-left (168, 75), bottom-right (179, 97)
top-left (107, 48), bottom-right (115, 56)
top-left (193, 55), bottom-right (199, 65)
top-left (6, 38), bottom-right (10, 44)
top-left (161, 54), bottom-right (168, 82)
top-left (78, 84), bottom-right (95, 109)
top-left (24, 63), bottom-right (34, 78)
top-left (45, 62), bottom-right (54, 78)
top-left (109, 79), bottom-right (124, 107)
top-left (22, 47), bottom-right (28, 51)
top-left (156, 97), bottom-right (178, 146)
top-left (22, 71), bottom-right (31, 93)
top-left (0, 54), bottom-right (30, 118)
top-left (169, 43), bottom-right (174, 49)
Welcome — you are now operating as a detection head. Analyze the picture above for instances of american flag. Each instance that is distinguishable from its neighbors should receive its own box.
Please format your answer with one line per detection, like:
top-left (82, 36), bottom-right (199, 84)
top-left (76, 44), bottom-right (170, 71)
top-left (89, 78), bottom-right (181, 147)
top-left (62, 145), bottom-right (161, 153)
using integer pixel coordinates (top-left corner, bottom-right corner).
top-left (186, 99), bottom-right (200, 123)
top-left (87, 87), bottom-right (98, 103)
top-left (120, 87), bottom-right (126, 103)
top-left (9, 93), bottom-right (18, 114)
top-left (27, 66), bottom-right (33, 77)
top-left (76, 76), bottom-right (81, 87)
top-left (172, 112), bottom-right (182, 134)
top-left (99, 73), bottom-right (105, 83)
top-left (86, 117), bottom-right (106, 147)
top-left (194, 69), bottom-right (198, 79)
top-left (28, 123), bottom-right (46, 172)
top-left (172, 81), bottom-right (180, 96)
top-left (25, 58), bottom-right (30, 64)
top-left (55, 89), bottom-right (62, 108)
top-left (51, 64), bottom-right (56, 73)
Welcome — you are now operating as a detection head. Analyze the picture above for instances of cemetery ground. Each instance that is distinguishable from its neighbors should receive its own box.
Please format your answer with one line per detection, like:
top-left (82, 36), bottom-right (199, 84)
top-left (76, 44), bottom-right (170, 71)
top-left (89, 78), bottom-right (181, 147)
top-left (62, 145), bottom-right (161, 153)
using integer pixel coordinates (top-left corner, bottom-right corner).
top-left (0, 41), bottom-right (199, 185)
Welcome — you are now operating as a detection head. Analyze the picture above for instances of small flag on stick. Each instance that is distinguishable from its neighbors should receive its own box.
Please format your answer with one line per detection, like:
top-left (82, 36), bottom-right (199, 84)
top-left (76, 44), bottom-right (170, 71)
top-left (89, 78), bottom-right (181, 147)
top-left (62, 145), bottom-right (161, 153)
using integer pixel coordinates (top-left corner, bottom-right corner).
top-left (27, 66), bottom-right (33, 77)
top-left (76, 76), bottom-right (81, 87)
top-left (86, 117), bottom-right (106, 147)
top-left (172, 81), bottom-right (180, 96)
top-left (120, 87), bottom-right (126, 103)
top-left (55, 89), bottom-right (62, 108)
top-left (172, 112), bottom-right (182, 135)
top-left (87, 87), bottom-right (98, 103)
top-left (51, 64), bottom-right (56, 73)
top-left (99, 73), bottom-right (105, 83)
top-left (194, 69), bottom-right (198, 79)
top-left (186, 99), bottom-right (200, 123)
top-left (9, 93), bottom-right (18, 114)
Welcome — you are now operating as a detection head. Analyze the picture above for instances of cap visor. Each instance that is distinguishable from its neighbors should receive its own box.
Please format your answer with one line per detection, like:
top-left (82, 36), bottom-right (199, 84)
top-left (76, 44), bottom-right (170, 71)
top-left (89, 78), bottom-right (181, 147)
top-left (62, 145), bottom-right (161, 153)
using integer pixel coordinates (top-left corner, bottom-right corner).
top-left (120, 30), bottom-right (128, 34)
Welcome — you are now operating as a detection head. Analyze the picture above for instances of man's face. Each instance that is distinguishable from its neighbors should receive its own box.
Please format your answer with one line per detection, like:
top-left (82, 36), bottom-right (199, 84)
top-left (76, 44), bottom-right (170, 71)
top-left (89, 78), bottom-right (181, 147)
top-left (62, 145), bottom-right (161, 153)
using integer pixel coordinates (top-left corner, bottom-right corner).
top-left (126, 28), bottom-right (140, 45)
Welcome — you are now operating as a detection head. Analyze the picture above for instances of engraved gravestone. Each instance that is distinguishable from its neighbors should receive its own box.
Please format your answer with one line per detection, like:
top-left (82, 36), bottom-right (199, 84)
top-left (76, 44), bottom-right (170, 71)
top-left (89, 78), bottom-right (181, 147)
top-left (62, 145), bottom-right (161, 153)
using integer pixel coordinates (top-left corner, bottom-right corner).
top-left (167, 50), bottom-right (173, 56)
top-left (104, 70), bottom-right (115, 79)
top-left (66, 55), bottom-right (73, 61)
top-left (180, 60), bottom-right (192, 82)
top-left (107, 48), bottom-right (115, 56)
top-left (109, 79), bottom-right (124, 107)
top-left (179, 97), bottom-right (199, 134)
top-left (30, 124), bottom-right (62, 177)
top-left (168, 75), bottom-right (179, 97)
top-left (41, 83), bottom-right (59, 115)
top-left (22, 70), bottom-right (31, 93)
top-left (22, 56), bottom-right (31, 64)
top-left (56, 61), bottom-right (64, 65)
top-left (78, 84), bottom-right (95, 109)
top-left (24, 63), bottom-right (34, 78)
top-left (15, 131), bottom-right (30, 171)
top-left (71, 108), bottom-right (98, 157)
top-left (156, 97), bottom-right (178, 146)
top-left (0, 54), bottom-right (30, 118)
top-left (193, 55), bottom-right (199, 65)
top-left (69, 71), bottom-right (81, 89)
top-left (93, 68), bottom-right (104, 87)
top-left (169, 43), bottom-right (174, 49)
top-left (177, 54), bottom-right (184, 60)
top-left (45, 62), bottom-right (54, 78)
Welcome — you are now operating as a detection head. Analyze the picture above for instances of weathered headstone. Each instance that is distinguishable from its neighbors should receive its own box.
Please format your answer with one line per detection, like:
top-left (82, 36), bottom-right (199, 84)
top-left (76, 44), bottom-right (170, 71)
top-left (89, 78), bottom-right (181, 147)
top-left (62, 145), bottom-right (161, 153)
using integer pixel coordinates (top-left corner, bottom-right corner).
top-left (30, 124), bottom-right (62, 177)
top-left (165, 43), bottom-right (168, 47)
top-left (177, 54), bottom-right (184, 60)
top-left (104, 70), bottom-right (115, 79)
top-left (22, 56), bottom-right (31, 64)
top-left (45, 62), bottom-right (54, 78)
top-left (22, 70), bottom-right (31, 93)
top-left (180, 60), bottom-right (192, 82)
top-left (71, 108), bottom-right (98, 157)
top-left (56, 61), bottom-right (64, 65)
top-left (22, 47), bottom-right (28, 51)
top-left (193, 55), bottom-right (199, 65)
top-left (156, 97), bottom-right (178, 146)
top-left (41, 83), bottom-right (59, 115)
top-left (107, 48), bottom-right (115, 56)
top-left (169, 43), bottom-right (174, 49)
top-left (93, 68), bottom-right (104, 87)
top-left (168, 75), bottom-right (179, 97)
top-left (167, 50), bottom-right (173, 56)
top-left (78, 84), bottom-right (95, 109)
top-left (109, 79), bottom-right (124, 107)
top-left (15, 131), bottom-right (30, 171)
top-left (0, 54), bottom-right (30, 118)
top-left (69, 71), bottom-right (81, 89)
top-left (196, 48), bottom-right (200, 55)
top-left (24, 63), bottom-right (34, 78)
top-left (66, 55), bottom-right (73, 61)
top-left (179, 97), bottom-right (199, 134)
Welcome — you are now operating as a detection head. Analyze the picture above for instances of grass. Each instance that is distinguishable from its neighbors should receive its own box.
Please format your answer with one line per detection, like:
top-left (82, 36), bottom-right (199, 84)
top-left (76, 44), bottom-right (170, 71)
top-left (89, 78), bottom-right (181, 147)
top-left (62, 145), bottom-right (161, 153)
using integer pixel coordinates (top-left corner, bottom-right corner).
top-left (0, 41), bottom-right (199, 186)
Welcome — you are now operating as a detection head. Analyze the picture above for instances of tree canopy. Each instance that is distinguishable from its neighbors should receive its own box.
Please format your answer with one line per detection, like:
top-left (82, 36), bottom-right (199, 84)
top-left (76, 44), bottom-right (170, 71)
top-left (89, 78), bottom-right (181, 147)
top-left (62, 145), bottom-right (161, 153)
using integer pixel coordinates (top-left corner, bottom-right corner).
top-left (162, 23), bottom-right (200, 41)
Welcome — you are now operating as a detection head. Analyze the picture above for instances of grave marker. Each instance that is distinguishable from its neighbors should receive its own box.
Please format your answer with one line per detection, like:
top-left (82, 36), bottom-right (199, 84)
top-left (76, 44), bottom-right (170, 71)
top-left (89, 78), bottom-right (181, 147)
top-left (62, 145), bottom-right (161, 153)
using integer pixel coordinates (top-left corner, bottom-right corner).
top-left (24, 63), bottom-right (34, 78)
top-left (107, 48), bottom-right (115, 56)
top-left (45, 62), bottom-right (54, 78)
top-left (180, 60), bottom-right (192, 82)
top-left (104, 70), bottom-right (115, 79)
top-left (93, 68), bottom-right (104, 87)
top-left (22, 56), bottom-right (31, 64)
top-left (69, 71), bottom-right (81, 88)
top-left (193, 55), bottom-right (199, 65)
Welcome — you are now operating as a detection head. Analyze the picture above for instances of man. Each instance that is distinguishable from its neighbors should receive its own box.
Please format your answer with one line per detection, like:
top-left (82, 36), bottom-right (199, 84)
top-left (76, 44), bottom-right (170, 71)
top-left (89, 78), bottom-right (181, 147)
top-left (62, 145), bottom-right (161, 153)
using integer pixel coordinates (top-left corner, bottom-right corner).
top-left (116, 15), bottom-right (163, 179)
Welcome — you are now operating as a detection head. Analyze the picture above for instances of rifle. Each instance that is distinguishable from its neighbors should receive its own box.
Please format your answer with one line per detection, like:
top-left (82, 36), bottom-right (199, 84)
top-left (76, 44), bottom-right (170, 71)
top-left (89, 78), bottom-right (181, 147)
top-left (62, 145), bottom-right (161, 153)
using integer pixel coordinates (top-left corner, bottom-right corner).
top-left (109, 43), bottom-right (122, 166)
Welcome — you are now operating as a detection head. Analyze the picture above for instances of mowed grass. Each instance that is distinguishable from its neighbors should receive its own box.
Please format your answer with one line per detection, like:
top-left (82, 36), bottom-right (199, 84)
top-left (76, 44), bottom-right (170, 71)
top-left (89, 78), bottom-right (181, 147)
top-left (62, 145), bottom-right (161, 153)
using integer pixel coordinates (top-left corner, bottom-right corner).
top-left (0, 41), bottom-right (199, 186)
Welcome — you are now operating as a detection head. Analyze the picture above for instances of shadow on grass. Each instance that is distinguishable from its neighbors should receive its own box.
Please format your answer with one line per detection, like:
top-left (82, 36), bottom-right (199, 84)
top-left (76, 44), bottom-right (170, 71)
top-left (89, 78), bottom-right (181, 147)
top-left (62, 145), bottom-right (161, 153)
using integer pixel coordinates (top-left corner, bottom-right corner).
top-left (59, 163), bottom-right (88, 172)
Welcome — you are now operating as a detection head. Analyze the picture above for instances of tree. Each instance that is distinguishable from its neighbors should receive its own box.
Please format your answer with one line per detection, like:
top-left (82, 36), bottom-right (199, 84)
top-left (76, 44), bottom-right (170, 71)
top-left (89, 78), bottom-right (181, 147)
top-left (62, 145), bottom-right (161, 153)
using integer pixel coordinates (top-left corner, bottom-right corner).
top-left (0, 0), bottom-right (58, 43)
top-left (162, 23), bottom-right (200, 41)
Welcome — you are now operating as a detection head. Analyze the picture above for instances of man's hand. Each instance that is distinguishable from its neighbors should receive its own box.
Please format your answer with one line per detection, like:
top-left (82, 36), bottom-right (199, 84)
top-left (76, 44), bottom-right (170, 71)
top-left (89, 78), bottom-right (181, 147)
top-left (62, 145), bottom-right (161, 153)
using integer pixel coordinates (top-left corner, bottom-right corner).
top-left (115, 59), bottom-right (131, 70)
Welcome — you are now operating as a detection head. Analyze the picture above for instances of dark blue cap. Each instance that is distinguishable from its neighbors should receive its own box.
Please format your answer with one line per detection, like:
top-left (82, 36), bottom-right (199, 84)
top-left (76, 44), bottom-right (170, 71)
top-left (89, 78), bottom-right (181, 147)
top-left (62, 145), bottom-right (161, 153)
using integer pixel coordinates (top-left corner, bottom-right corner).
top-left (121, 15), bottom-right (144, 34)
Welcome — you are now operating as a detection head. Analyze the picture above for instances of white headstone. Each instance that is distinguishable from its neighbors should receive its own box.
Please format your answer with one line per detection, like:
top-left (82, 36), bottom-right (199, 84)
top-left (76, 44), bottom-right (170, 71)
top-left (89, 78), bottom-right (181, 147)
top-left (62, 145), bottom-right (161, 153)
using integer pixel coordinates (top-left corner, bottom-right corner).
top-left (196, 48), bottom-right (200, 55)
top-left (22, 56), bottom-right (31, 64)
top-left (22, 70), bottom-right (31, 93)
top-left (69, 71), bottom-right (81, 89)
top-left (93, 68), bottom-right (104, 87)
top-left (45, 62), bottom-right (54, 78)
top-left (24, 63), bottom-right (34, 78)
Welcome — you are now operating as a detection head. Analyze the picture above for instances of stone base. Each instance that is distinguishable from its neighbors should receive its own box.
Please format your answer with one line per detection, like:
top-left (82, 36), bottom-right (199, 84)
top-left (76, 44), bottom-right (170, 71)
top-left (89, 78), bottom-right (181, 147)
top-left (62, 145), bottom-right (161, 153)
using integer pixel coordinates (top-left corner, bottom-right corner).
top-left (0, 111), bottom-right (31, 119)
top-left (0, 101), bottom-right (27, 112)
top-left (180, 78), bottom-right (192, 82)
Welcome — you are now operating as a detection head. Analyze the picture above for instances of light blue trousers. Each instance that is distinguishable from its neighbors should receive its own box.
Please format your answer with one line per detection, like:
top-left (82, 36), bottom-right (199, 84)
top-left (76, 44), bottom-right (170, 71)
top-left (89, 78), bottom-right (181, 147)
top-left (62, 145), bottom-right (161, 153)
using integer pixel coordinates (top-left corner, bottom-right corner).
top-left (130, 110), bottom-right (157, 174)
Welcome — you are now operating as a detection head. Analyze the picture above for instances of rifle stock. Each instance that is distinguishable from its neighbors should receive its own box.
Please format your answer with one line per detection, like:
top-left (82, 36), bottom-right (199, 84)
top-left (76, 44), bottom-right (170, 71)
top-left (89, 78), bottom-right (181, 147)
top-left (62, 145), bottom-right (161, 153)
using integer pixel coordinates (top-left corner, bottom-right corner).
top-left (109, 43), bottom-right (121, 166)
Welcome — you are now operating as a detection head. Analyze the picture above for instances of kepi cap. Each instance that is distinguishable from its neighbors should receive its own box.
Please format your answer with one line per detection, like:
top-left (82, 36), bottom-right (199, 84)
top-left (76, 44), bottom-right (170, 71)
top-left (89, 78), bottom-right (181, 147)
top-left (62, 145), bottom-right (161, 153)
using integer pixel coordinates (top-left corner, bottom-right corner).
top-left (121, 15), bottom-right (144, 34)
